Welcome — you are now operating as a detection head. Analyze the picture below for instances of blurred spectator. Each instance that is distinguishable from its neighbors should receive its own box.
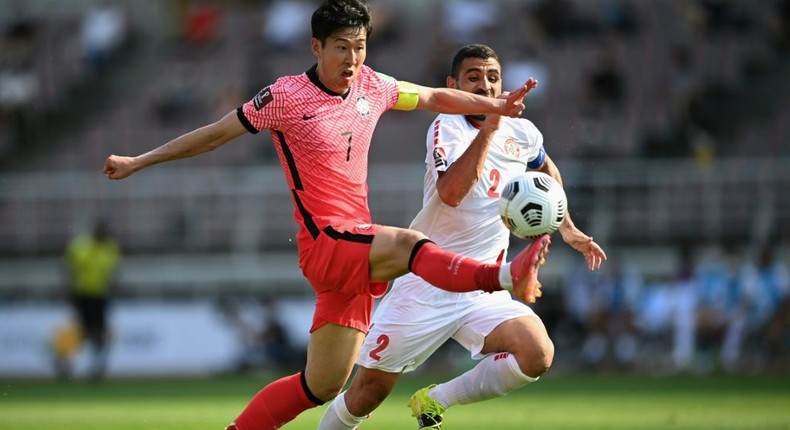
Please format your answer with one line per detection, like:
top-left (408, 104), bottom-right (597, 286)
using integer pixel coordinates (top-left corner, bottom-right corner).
top-left (62, 219), bottom-right (121, 381)
top-left (770, 0), bottom-right (790, 53)
top-left (560, 259), bottom-right (598, 342)
top-left (80, 3), bottom-right (129, 73)
top-left (532, 0), bottom-right (598, 40)
top-left (184, 1), bottom-right (222, 48)
top-left (697, 0), bottom-right (753, 37)
top-left (0, 6), bottom-right (39, 153)
top-left (261, 0), bottom-right (312, 52)
top-left (0, 63), bottom-right (38, 152)
top-left (739, 243), bottom-right (790, 369)
top-left (0, 65), bottom-right (38, 110)
top-left (51, 319), bottom-right (84, 380)
top-left (600, 0), bottom-right (639, 37)
top-left (635, 260), bottom-right (697, 372)
top-left (565, 258), bottom-right (642, 370)
top-left (692, 244), bottom-right (742, 372)
top-left (596, 260), bottom-right (643, 368)
top-left (502, 45), bottom-right (549, 108)
top-left (221, 295), bottom-right (303, 373)
top-left (667, 43), bottom-right (695, 117)
top-left (151, 60), bottom-right (201, 123)
top-left (582, 41), bottom-right (626, 116)
top-left (441, 0), bottom-right (499, 44)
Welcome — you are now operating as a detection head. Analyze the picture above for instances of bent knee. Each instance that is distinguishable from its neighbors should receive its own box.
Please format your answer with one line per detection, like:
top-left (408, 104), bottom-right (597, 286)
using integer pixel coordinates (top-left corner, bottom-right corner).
top-left (395, 228), bottom-right (428, 250)
top-left (518, 337), bottom-right (555, 378)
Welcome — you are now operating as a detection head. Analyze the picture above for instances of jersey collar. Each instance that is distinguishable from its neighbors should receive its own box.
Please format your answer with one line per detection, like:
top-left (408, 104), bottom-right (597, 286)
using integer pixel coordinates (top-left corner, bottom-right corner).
top-left (306, 64), bottom-right (350, 99)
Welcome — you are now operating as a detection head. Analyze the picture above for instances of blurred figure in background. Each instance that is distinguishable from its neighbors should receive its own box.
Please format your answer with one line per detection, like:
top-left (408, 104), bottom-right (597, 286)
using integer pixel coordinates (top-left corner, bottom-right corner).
top-left (80, 2), bottom-right (129, 73)
top-left (0, 4), bottom-right (39, 153)
top-left (63, 219), bottom-right (121, 381)
top-left (261, 0), bottom-right (313, 52)
top-left (634, 248), bottom-right (697, 373)
top-left (693, 244), bottom-right (741, 373)
top-left (222, 295), bottom-right (304, 373)
top-left (738, 243), bottom-right (790, 370)
top-left (578, 258), bottom-right (642, 370)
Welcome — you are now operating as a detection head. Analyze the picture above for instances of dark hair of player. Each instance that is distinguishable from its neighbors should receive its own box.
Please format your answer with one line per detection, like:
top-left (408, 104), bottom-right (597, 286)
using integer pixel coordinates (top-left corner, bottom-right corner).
top-left (311, 0), bottom-right (373, 44)
top-left (451, 44), bottom-right (500, 79)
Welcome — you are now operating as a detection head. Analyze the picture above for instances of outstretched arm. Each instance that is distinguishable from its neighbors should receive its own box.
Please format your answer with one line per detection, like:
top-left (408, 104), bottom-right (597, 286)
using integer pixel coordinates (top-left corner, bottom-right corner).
top-left (409, 79), bottom-right (537, 118)
top-left (538, 155), bottom-right (607, 270)
top-left (103, 110), bottom-right (247, 179)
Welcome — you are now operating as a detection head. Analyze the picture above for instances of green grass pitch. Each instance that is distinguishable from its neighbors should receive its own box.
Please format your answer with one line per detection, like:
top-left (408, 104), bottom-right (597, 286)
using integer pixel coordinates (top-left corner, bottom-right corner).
top-left (1, 373), bottom-right (788, 429)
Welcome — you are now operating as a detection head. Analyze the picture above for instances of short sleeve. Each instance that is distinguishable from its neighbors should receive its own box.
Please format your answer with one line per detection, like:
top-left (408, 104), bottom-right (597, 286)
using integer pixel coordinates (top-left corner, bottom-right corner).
top-left (373, 71), bottom-right (400, 111)
top-left (512, 118), bottom-right (545, 168)
top-left (427, 116), bottom-right (467, 174)
top-left (237, 81), bottom-right (285, 133)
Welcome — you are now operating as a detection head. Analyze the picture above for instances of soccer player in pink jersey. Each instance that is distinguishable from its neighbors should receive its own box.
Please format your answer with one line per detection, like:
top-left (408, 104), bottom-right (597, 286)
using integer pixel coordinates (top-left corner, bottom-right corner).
top-left (103, 1), bottom-right (548, 429)
top-left (317, 44), bottom-right (607, 430)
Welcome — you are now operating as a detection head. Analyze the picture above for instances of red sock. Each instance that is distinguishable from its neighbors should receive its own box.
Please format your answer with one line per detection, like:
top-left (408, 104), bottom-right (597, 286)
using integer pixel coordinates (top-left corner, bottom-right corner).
top-left (231, 372), bottom-right (320, 430)
top-left (409, 239), bottom-right (501, 293)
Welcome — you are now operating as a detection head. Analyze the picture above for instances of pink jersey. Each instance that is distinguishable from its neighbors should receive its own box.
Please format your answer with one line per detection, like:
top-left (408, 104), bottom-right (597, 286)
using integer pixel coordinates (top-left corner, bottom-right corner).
top-left (237, 65), bottom-right (399, 248)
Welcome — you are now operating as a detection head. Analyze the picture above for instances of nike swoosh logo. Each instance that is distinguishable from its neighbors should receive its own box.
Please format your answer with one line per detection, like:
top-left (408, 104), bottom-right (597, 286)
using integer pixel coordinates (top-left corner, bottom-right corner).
top-left (302, 114), bottom-right (316, 120)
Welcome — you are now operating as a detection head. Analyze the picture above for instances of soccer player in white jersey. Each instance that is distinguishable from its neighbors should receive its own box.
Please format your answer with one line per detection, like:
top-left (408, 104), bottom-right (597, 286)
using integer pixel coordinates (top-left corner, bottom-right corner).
top-left (318, 44), bottom-right (607, 430)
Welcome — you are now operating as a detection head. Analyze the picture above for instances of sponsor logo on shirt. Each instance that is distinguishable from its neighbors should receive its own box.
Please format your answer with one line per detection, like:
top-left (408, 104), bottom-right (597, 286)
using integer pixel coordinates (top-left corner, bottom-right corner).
top-left (356, 95), bottom-right (370, 117)
top-left (253, 86), bottom-right (273, 111)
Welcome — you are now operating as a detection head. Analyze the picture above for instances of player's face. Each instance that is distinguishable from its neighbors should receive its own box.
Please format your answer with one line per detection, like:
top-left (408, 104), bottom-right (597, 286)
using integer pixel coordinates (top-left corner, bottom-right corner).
top-left (448, 56), bottom-right (502, 122)
top-left (449, 57), bottom-right (502, 98)
top-left (311, 27), bottom-right (367, 94)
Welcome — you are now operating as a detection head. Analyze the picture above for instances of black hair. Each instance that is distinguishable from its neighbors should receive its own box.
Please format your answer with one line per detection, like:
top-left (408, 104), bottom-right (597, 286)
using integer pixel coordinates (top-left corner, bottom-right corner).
top-left (450, 44), bottom-right (499, 79)
top-left (311, 0), bottom-right (372, 44)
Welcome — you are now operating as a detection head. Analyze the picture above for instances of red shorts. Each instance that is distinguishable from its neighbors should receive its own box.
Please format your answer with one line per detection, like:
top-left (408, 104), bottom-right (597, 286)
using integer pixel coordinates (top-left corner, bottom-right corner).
top-left (299, 221), bottom-right (389, 334)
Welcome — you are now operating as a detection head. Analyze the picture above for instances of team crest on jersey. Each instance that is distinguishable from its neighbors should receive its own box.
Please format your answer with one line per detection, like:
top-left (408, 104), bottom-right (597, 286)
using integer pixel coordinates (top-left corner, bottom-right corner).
top-left (253, 86), bottom-right (273, 111)
top-left (356, 95), bottom-right (370, 117)
top-left (433, 146), bottom-right (447, 168)
top-left (503, 137), bottom-right (521, 159)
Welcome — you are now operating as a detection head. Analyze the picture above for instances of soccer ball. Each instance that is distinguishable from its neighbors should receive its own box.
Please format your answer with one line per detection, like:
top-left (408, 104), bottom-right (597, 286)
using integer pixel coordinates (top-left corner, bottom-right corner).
top-left (498, 171), bottom-right (567, 239)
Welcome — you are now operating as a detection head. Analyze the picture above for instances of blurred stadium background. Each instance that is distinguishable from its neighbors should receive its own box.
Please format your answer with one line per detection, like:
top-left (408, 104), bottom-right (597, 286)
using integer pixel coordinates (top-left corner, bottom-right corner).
top-left (1, 0), bottom-right (789, 404)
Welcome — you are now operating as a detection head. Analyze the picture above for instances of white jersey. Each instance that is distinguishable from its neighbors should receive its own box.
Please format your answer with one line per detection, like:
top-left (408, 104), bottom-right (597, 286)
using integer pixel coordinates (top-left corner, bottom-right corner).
top-left (414, 114), bottom-right (545, 261)
top-left (360, 114), bottom-right (546, 372)
top-left (388, 114), bottom-right (545, 297)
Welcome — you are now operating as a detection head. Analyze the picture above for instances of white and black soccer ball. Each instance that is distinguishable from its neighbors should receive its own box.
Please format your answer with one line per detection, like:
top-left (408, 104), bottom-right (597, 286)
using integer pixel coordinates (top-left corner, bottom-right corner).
top-left (498, 171), bottom-right (567, 239)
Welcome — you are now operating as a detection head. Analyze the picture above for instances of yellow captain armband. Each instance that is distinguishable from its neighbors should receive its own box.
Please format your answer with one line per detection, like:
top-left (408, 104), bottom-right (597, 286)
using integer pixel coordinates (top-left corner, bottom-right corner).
top-left (375, 72), bottom-right (420, 111)
top-left (393, 81), bottom-right (420, 111)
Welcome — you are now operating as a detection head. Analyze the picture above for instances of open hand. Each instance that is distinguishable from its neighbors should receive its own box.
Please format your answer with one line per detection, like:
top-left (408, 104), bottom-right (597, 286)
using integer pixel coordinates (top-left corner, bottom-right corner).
top-left (503, 78), bottom-right (538, 117)
top-left (561, 230), bottom-right (607, 271)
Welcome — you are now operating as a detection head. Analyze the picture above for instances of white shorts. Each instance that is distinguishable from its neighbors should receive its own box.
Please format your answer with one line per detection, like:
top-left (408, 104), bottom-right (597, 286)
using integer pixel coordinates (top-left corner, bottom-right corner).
top-left (356, 274), bottom-right (537, 373)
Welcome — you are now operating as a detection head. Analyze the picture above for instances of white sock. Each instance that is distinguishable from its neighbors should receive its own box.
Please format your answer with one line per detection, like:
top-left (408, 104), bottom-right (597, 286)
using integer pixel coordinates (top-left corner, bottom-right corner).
top-left (429, 353), bottom-right (537, 408)
top-left (498, 262), bottom-right (513, 289)
top-left (317, 391), bottom-right (366, 430)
